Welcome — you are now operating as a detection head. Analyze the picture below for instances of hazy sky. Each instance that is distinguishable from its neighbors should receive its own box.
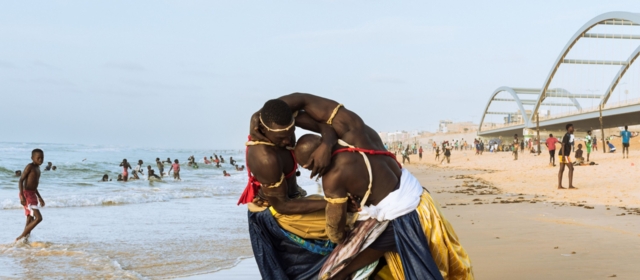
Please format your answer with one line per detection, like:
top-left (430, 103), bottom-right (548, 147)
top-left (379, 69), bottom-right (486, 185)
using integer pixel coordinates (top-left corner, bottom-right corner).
top-left (1, 1), bottom-right (638, 149)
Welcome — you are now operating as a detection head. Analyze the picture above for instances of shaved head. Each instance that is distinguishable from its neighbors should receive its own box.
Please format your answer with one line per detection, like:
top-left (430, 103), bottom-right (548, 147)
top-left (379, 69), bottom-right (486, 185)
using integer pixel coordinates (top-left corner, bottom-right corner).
top-left (294, 134), bottom-right (322, 168)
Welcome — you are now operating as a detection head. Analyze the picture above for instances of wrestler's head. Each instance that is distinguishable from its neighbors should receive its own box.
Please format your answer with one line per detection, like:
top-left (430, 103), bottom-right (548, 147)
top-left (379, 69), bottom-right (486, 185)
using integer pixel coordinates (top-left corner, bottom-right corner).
top-left (259, 99), bottom-right (296, 148)
top-left (31, 149), bottom-right (44, 166)
top-left (294, 134), bottom-right (322, 170)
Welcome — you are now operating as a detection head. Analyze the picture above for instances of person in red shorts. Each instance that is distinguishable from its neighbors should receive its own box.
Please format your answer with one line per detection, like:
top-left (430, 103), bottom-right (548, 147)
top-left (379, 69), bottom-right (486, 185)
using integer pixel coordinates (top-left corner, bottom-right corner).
top-left (546, 133), bottom-right (559, 166)
top-left (16, 149), bottom-right (46, 242)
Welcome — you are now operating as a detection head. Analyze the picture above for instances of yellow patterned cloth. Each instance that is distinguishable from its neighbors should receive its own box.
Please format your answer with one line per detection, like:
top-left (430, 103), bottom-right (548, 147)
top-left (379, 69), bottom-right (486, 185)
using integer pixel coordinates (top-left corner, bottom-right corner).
top-left (384, 190), bottom-right (474, 280)
top-left (269, 206), bottom-right (330, 240)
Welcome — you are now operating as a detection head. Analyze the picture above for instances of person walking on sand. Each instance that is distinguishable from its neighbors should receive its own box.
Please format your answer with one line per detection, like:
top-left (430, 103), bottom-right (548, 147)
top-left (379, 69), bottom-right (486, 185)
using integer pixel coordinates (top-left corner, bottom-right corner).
top-left (513, 134), bottom-right (519, 160)
top-left (546, 134), bottom-right (559, 166)
top-left (435, 146), bottom-right (441, 161)
top-left (558, 124), bottom-right (577, 189)
top-left (16, 149), bottom-right (46, 242)
top-left (402, 147), bottom-right (410, 164)
top-left (441, 143), bottom-right (451, 164)
top-left (418, 146), bottom-right (423, 161)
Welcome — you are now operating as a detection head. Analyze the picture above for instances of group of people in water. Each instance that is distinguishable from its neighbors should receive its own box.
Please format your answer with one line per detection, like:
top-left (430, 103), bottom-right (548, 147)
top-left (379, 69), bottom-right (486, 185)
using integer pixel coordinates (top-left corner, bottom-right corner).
top-left (102, 154), bottom-right (243, 182)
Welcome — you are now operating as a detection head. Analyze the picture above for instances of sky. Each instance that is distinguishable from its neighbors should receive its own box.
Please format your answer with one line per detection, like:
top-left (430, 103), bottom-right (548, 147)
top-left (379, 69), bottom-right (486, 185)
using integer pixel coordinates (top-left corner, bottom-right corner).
top-left (1, 1), bottom-right (639, 149)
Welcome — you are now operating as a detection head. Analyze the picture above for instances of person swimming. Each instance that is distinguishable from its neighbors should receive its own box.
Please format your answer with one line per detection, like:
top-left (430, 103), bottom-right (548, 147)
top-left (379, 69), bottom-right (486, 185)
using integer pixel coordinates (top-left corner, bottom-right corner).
top-left (229, 157), bottom-right (236, 166)
top-left (44, 162), bottom-right (52, 171)
top-left (204, 157), bottom-right (211, 164)
top-left (52, 166), bottom-right (57, 171)
top-left (117, 174), bottom-right (124, 181)
top-left (101, 174), bottom-right (109, 181)
top-left (15, 170), bottom-right (22, 177)
top-left (223, 170), bottom-right (230, 177)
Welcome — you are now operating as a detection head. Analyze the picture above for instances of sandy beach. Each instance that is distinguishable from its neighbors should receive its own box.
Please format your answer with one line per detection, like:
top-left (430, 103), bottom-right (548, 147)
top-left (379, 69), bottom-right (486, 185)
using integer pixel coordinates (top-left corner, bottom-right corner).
top-left (197, 141), bottom-right (640, 279)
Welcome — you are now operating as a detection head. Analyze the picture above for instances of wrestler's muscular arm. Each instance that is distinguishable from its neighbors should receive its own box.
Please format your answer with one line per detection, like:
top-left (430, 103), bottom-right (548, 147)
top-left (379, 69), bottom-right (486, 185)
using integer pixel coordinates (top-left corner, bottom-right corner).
top-left (294, 112), bottom-right (337, 178)
top-left (250, 148), bottom-right (327, 215)
top-left (279, 93), bottom-right (382, 150)
top-left (321, 170), bottom-right (348, 244)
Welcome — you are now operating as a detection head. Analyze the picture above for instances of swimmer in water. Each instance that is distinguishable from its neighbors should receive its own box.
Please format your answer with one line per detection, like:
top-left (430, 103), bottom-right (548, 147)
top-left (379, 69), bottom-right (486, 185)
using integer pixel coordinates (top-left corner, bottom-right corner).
top-left (147, 165), bottom-right (161, 180)
top-left (15, 170), bottom-right (22, 177)
top-left (134, 160), bottom-right (144, 176)
top-left (117, 174), bottom-right (124, 181)
top-left (229, 157), bottom-right (236, 166)
top-left (169, 159), bottom-right (181, 180)
top-left (52, 166), bottom-right (56, 171)
top-left (204, 157), bottom-right (211, 164)
top-left (156, 158), bottom-right (164, 178)
top-left (220, 156), bottom-right (225, 164)
top-left (223, 170), bottom-right (231, 177)
top-left (164, 158), bottom-right (172, 165)
top-left (119, 159), bottom-right (132, 181)
top-left (44, 162), bottom-right (52, 171)
top-left (102, 174), bottom-right (109, 181)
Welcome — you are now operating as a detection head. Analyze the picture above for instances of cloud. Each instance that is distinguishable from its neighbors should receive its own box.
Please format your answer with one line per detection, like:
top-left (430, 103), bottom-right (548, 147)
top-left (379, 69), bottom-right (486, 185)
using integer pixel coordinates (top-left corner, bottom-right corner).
top-left (104, 62), bottom-right (146, 71)
top-left (277, 18), bottom-right (456, 46)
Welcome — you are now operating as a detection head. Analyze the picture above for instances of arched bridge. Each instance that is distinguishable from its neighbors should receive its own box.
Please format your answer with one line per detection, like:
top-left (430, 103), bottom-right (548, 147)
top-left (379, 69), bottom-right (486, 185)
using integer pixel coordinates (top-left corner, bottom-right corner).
top-left (479, 12), bottom-right (640, 138)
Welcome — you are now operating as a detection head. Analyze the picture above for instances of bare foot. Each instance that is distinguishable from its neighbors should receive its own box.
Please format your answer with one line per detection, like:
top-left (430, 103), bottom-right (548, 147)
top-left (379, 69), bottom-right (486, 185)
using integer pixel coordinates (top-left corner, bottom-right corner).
top-left (558, 186), bottom-right (566, 189)
top-left (568, 186), bottom-right (578, 189)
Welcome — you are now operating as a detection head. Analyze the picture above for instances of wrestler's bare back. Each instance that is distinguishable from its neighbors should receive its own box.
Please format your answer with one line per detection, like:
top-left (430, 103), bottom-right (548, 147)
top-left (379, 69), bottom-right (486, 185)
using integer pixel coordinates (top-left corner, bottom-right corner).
top-left (325, 150), bottom-right (401, 207)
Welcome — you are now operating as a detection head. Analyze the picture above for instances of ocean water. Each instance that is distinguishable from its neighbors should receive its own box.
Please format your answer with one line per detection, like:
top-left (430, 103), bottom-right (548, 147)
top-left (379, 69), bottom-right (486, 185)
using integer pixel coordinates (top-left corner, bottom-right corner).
top-left (0, 142), bottom-right (318, 279)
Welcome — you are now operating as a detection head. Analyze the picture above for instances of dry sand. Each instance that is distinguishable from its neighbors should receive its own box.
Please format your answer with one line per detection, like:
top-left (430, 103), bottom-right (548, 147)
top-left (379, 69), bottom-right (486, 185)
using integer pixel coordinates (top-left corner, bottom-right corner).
top-left (187, 143), bottom-right (640, 279)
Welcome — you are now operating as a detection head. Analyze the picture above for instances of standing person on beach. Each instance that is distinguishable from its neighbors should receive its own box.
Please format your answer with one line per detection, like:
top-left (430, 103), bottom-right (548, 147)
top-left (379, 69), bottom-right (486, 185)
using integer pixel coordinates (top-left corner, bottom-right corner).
top-left (558, 124), bottom-right (576, 189)
top-left (119, 159), bottom-right (132, 182)
top-left (585, 131), bottom-right (593, 162)
top-left (593, 135), bottom-right (598, 151)
top-left (546, 134), bottom-right (558, 166)
top-left (418, 146), bottom-right (423, 161)
top-left (169, 159), bottom-right (181, 180)
top-left (435, 146), bottom-right (441, 161)
top-left (614, 126), bottom-right (635, 159)
top-left (513, 134), bottom-right (519, 160)
top-left (16, 149), bottom-right (46, 241)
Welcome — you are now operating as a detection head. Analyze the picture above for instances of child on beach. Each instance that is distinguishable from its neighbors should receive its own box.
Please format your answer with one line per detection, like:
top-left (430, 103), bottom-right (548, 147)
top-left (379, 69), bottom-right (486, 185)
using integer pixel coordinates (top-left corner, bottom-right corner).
top-left (102, 174), bottom-right (109, 181)
top-left (169, 159), bottom-right (181, 180)
top-left (435, 146), bottom-right (441, 161)
top-left (223, 170), bottom-right (231, 177)
top-left (15, 170), bottom-right (21, 177)
top-left (44, 162), bottom-right (52, 171)
top-left (16, 149), bottom-right (46, 242)
top-left (574, 144), bottom-right (585, 165)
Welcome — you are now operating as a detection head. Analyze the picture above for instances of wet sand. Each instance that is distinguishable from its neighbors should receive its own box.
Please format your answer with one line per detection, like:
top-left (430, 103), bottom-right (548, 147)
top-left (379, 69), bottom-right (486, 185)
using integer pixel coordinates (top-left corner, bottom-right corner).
top-left (194, 148), bottom-right (640, 279)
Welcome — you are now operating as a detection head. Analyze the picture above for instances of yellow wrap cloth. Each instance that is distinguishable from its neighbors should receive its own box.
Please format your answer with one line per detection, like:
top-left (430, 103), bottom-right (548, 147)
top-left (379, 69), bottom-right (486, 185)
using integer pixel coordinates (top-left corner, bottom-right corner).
top-left (384, 190), bottom-right (474, 280)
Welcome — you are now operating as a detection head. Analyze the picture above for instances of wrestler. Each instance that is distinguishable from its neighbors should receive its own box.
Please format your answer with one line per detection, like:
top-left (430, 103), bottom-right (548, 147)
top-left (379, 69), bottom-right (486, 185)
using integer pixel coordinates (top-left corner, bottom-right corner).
top-left (240, 99), bottom-right (343, 280)
top-left (294, 131), bottom-right (473, 280)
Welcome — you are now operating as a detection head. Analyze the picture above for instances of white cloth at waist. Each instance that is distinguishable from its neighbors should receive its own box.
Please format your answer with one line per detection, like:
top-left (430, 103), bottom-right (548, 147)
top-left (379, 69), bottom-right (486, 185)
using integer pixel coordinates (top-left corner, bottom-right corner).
top-left (357, 168), bottom-right (423, 221)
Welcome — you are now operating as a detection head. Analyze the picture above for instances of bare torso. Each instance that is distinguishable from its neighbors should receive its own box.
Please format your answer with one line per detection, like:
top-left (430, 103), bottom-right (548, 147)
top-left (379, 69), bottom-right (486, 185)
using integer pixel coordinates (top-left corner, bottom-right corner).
top-left (23, 163), bottom-right (41, 191)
